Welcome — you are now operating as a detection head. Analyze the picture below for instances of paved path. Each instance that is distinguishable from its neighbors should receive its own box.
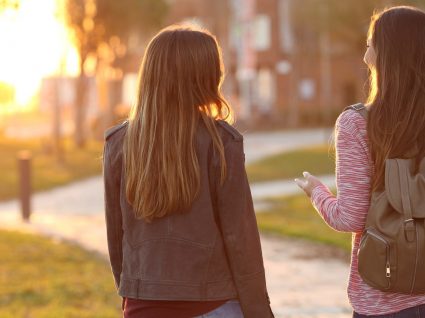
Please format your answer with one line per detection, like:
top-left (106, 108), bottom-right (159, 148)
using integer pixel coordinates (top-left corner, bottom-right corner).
top-left (243, 128), bottom-right (333, 164)
top-left (252, 176), bottom-right (335, 212)
top-left (0, 128), bottom-right (353, 318)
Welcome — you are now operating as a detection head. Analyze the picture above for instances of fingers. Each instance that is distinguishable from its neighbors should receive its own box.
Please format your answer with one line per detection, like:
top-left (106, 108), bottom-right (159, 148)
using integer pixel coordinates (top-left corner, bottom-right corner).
top-left (295, 172), bottom-right (311, 188)
top-left (303, 171), bottom-right (311, 180)
top-left (295, 171), bottom-right (313, 194)
top-left (294, 177), bottom-right (308, 190)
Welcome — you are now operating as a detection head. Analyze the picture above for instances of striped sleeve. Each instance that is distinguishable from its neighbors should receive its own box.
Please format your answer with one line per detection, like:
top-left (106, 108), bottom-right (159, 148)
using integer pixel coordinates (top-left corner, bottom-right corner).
top-left (310, 112), bottom-right (371, 233)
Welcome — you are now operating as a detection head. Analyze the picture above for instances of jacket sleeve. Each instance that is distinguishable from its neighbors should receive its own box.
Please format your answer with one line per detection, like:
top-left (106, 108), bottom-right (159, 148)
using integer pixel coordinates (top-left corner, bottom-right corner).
top-left (213, 139), bottom-right (274, 318)
top-left (103, 141), bottom-right (124, 289)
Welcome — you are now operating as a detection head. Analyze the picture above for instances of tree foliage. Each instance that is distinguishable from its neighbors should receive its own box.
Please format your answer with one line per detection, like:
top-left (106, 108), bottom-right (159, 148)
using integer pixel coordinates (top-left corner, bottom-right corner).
top-left (95, 0), bottom-right (167, 39)
top-left (63, 0), bottom-right (168, 147)
top-left (293, 0), bottom-right (425, 53)
top-left (65, 0), bottom-right (168, 66)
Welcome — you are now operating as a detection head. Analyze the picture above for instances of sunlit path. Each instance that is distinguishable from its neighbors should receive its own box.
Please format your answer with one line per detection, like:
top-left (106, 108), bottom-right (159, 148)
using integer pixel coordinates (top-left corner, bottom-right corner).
top-left (243, 128), bottom-right (333, 164)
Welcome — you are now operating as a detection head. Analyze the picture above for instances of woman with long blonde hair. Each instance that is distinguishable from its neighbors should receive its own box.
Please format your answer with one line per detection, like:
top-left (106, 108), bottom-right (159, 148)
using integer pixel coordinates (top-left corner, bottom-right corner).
top-left (296, 6), bottom-right (425, 318)
top-left (103, 25), bottom-right (274, 318)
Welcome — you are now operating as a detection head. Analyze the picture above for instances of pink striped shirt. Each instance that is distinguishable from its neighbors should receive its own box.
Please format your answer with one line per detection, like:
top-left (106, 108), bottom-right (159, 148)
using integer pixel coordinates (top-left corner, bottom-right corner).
top-left (311, 109), bottom-right (425, 315)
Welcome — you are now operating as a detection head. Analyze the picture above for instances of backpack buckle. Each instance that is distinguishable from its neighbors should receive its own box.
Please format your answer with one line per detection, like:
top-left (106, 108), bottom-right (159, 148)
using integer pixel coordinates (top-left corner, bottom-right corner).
top-left (404, 219), bottom-right (416, 242)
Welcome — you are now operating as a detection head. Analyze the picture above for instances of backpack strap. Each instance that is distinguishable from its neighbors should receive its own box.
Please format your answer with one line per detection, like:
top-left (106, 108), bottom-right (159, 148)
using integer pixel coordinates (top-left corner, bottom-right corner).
top-left (344, 103), bottom-right (368, 120)
top-left (396, 159), bottom-right (416, 242)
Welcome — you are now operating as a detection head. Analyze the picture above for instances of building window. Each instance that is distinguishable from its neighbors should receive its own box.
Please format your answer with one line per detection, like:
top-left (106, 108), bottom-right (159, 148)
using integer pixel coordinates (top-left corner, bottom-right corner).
top-left (253, 14), bottom-right (271, 51)
top-left (256, 68), bottom-right (275, 113)
top-left (278, 0), bottom-right (294, 53)
top-left (299, 79), bottom-right (315, 101)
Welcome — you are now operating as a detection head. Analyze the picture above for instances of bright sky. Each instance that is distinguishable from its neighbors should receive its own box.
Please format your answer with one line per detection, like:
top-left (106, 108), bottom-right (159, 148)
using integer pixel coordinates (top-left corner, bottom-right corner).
top-left (0, 0), bottom-right (78, 107)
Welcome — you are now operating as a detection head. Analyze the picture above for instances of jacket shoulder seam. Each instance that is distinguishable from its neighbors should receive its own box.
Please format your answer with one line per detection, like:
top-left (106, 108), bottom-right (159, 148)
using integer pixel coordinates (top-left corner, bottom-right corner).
top-left (105, 120), bottom-right (129, 141)
top-left (217, 120), bottom-right (243, 142)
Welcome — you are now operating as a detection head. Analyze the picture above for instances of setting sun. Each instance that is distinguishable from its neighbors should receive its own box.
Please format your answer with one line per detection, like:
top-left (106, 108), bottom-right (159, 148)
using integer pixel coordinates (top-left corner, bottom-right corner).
top-left (0, 0), bottom-right (78, 111)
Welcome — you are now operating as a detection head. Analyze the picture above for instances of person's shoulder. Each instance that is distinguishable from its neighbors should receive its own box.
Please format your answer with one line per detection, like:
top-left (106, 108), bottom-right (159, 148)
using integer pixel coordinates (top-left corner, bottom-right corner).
top-left (104, 120), bottom-right (129, 142)
top-left (216, 120), bottom-right (243, 142)
top-left (337, 103), bottom-right (367, 129)
top-left (104, 121), bottom-right (128, 163)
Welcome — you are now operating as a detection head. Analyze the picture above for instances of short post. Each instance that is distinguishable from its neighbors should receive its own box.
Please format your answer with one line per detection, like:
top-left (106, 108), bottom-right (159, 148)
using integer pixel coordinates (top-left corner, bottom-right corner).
top-left (17, 150), bottom-right (32, 222)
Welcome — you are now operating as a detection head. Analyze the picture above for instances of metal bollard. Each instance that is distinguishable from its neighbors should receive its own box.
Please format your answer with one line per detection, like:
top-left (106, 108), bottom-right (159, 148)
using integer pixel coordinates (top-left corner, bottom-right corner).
top-left (17, 150), bottom-right (32, 222)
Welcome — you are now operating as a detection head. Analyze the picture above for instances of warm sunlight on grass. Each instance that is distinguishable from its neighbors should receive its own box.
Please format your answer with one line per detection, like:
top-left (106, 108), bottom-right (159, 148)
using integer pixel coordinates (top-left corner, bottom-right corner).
top-left (0, 230), bottom-right (121, 318)
top-left (246, 145), bottom-right (335, 183)
top-left (256, 194), bottom-right (351, 251)
top-left (0, 136), bottom-right (103, 201)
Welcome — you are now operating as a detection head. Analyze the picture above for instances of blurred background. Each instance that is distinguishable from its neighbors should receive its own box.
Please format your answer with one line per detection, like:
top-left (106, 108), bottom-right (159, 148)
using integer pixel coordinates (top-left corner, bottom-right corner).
top-left (1, 1), bottom-right (425, 317)
top-left (2, 0), bottom-right (425, 145)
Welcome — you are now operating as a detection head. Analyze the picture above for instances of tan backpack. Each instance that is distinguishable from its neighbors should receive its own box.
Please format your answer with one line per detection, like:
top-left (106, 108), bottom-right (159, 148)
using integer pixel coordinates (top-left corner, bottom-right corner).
top-left (348, 103), bottom-right (425, 294)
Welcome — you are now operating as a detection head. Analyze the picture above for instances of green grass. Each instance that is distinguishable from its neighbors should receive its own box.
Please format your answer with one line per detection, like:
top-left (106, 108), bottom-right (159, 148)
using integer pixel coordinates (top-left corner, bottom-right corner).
top-left (246, 145), bottom-right (335, 183)
top-left (0, 230), bottom-right (121, 318)
top-left (0, 137), bottom-right (103, 201)
top-left (256, 194), bottom-right (352, 251)
top-left (247, 145), bottom-right (351, 251)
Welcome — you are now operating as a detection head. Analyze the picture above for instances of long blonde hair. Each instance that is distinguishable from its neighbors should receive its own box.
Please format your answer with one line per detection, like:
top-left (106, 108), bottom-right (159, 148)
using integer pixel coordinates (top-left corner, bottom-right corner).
top-left (123, 25), bottom-right (232, 222)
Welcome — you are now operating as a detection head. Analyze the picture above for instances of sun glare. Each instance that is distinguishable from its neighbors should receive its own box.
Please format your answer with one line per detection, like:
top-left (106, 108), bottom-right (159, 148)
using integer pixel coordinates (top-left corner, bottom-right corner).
top-left (0, 0), bottom-right (79, 111)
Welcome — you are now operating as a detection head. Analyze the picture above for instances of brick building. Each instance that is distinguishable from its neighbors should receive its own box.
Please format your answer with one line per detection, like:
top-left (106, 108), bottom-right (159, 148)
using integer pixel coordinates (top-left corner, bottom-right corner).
top-left (168, 0), bottom-right (369, 127)
top-left (227, 0), bottom-right (368, 126)
top-left (121, 0), bottom-right (368, 127)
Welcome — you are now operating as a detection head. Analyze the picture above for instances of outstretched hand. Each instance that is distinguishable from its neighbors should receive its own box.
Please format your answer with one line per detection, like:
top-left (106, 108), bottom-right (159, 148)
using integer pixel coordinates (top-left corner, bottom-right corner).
top-left (295, 171), bottom-right (322, 197)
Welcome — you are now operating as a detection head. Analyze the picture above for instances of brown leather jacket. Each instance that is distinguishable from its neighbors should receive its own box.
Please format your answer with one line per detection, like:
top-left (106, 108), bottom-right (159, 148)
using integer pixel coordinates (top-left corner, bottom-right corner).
top-left (103, 119), bottom-right (274, 318)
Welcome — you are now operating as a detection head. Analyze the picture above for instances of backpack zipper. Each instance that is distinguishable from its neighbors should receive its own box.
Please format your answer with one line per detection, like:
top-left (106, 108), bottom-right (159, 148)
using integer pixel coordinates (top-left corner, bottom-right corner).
top-left (410, 222), bottom-right (419, 294)
top-left (386, 262), bottom-right (391, 278)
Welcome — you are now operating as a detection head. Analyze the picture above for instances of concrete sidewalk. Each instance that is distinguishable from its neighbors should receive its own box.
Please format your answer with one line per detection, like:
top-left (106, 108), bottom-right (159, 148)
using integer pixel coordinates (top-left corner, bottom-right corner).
top-left (243, 128), bottom-right (333, 164)
top-left (252, 175), bottom-right (335, 211)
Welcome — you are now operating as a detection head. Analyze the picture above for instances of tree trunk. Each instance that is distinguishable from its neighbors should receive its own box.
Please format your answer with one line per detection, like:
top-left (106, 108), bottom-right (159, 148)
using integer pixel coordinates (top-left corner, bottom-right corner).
top-left (53, 78), bottom-right (64, 163)
top-left (74, 59), bottom-right (87, 148)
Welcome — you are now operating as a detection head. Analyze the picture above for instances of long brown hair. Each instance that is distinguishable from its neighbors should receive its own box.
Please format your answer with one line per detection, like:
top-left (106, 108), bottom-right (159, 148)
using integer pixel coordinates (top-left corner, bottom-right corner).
top-left (366, 6), bottom-right (425, 191)
top-left (123, 25), bottom-right (232, 222)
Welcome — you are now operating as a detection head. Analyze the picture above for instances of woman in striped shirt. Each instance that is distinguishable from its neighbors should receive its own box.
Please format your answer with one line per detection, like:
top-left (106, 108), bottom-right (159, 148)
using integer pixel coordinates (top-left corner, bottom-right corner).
top-left (296, 6), bottom-right (425, 318)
